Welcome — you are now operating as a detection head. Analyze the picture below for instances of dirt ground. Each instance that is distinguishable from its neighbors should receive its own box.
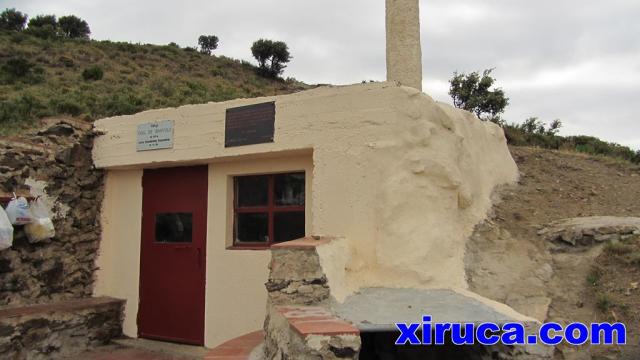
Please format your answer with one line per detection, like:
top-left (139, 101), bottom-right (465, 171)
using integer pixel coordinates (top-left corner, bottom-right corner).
top-left (466, 146), bottom-right (640, 360)
top-left (64, 345), bottom-right (177, 360)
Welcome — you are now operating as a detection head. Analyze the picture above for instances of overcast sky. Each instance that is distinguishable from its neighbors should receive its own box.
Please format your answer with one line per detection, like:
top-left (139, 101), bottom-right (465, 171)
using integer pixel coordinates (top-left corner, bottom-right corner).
top-left (4, 0), bottom-right (639, 148)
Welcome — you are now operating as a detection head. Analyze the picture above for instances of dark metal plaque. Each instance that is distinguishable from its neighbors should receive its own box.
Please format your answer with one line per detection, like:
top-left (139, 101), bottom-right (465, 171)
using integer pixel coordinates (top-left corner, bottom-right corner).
top-left (225, 102), bottom-right (275, 147)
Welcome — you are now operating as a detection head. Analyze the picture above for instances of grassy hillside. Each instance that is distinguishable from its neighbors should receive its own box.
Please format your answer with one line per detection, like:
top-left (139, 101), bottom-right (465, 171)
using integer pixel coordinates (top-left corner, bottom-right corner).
top-left (0, 31), bottom-right (309, 135)
top-left (504, 124), bottom-right (640, 164)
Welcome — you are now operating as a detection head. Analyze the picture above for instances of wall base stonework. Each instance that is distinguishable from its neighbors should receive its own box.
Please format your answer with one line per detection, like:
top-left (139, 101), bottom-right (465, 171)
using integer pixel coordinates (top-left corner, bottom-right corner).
top-left (264, 305), bottom-right (360, 360)
top-left (0, 297), bottom-right (124, 359)
top-left (266, 238), bottom-right (332, 306)
top-left (264, 238), bottom-right (361, 360)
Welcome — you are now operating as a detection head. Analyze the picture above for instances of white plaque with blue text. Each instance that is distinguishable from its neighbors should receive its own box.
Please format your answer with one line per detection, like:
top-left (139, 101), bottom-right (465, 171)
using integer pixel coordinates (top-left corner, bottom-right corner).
top-left (136, 120), bottom-right (174, 151)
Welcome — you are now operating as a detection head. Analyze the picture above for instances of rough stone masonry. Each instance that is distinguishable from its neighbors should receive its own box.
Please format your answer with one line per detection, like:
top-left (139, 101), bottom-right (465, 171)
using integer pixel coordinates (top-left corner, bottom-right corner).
top-left (0, 119), bottom-right (105, 306)
top-left (0, 119), bottom-right (124, 360)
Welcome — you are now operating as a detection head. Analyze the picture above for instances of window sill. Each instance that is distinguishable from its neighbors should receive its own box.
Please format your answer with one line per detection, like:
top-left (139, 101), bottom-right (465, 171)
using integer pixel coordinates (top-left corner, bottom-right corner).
top-left (226, 245), bottom-right (271, 251)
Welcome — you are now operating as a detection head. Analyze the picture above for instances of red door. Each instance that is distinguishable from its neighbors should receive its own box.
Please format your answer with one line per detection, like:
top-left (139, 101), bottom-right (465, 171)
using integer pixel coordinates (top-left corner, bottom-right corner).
top-left (138, 166), bottom-right (208, 345)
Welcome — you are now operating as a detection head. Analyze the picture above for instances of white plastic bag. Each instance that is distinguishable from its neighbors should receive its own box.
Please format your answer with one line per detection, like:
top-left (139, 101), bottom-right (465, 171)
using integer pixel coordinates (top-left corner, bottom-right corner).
top-left (25, 198), bottom-right (55, 243)
top-left (0, 206), bottom-right (13, 251)
top-left (5, 196), bottom-right (33, 225)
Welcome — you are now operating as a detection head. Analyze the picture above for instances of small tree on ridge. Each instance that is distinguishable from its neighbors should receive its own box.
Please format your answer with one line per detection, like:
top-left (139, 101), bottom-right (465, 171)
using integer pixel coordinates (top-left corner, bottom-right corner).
top-left (58, 15), bottom-right (90, 39)
top-left (198, 35), bottom-right (219, 55)
top-left (251, 39), bottom-right (291, 78)
top-left (449, 68), bottom-right (509, 123)
top-left (25, 14), bottom-right (58, 39)
top-left (0, 8), bottom-right (27, 31)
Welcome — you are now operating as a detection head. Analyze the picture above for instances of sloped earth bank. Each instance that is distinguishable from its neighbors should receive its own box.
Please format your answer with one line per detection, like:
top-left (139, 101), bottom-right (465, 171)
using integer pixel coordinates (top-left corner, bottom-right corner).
top-left (466, 146), bottom-right (640, 360)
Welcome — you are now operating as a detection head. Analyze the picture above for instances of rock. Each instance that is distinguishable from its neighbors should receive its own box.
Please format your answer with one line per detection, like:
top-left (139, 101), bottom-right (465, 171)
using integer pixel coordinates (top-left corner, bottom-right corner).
top-left (297, 285), bottom-right (314, 294)
top-left (265, 280), bottom-right (290, 292)
top-left (0, 259), bottom-right (12, 273)
top-left (0, 324), bottom-right (14, 337)
top-left (561, 348), bottom-right (592, 360)
top-left (594, 234), bottom-right (619, 243)
top-left (37, 123), bottom-right (75, 137)
top-left (506, 295), bottom-right (551, 322)
top-left (54, 148), bottom-right (73, 165)
top-left (541, 216), bottom-right (640, 247)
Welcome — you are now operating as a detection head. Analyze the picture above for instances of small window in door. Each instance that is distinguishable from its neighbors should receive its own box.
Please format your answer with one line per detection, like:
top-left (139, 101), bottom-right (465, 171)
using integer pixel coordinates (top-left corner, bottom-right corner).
top-left (155, 213), bottom-right (193, 243)
top-left (233, 172), bottom-right (305, 247)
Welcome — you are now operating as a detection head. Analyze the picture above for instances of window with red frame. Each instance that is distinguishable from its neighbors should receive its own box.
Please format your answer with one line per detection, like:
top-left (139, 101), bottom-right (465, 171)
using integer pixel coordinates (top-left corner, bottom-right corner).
top-left (233, 172), bottom-right (305, 247)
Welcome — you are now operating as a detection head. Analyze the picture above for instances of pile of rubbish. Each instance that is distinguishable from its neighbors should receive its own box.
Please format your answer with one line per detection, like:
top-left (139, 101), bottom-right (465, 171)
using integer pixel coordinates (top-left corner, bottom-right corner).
top-left (0, 195), bottom-right (55, 250)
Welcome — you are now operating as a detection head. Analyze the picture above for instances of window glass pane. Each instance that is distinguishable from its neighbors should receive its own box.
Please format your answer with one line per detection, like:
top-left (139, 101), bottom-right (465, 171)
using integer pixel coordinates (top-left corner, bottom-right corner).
top-left (155, 213), bottom-right (192, 243)
top-left (274, 212), bottom-right (305, 243)
top-left (236, 175), bottom-right (268, 207)
top-left (236, 212), bottom-right (269, 243)
top-left (275, 172), bottom-right (305, 206)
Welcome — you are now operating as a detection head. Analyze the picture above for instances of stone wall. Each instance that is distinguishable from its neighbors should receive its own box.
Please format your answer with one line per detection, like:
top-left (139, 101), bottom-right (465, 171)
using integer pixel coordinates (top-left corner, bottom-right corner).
top-left (266, 240), bottom-right (331, 307)
top-left (0, 119), bottom-right (104, 306)
top-left (0, 297), bottom-right (124, 359)
top-left (263, 238), bottom-right (361, 360)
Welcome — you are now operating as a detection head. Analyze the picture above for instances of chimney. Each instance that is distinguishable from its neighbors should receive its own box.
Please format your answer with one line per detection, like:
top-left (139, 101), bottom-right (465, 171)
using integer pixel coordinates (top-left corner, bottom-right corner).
top-left (386, 0), bottom-right (423, 91)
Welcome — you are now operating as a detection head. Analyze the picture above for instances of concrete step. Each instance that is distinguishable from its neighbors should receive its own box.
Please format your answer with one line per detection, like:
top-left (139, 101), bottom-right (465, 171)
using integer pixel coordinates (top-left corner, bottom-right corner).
top-left (113, 338), bottom-right (208, 360)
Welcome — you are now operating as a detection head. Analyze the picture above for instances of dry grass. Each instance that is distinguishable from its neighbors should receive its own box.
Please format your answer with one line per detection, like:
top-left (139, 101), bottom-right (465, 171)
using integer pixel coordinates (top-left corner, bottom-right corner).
top-left (0, 31), bottom-right (309, 135)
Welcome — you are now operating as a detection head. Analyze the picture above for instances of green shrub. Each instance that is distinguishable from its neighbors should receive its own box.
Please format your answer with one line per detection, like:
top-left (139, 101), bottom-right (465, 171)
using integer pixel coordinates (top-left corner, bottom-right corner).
top-left (596, 294), bottom-right (612, 313)
top-left (626, 252), bottom-right (640, 266)
top-left (586, 267), bottom-right (602, 286)
top-left (27, 14), bottom-right (56, 28)
top-left (9, 31), bottom-right (27, 43)
top-left (449, 69), bottom-right (509, 122)
top-left (211, 68), bottom-right (227, 77)
top-left (59, 56), bottom-right (74, 68)
top-left (0, 8), bottom-right (28, 31)
top-left (52, 99), bottom-right (84, 116)
top-left (503, 124), bottom-right (640, 164)
top-left (25, 14), bottom-right (58, 39)
top-left (159, 44), bottom-right (180, 57)
top-left (564, 136), bottom-right (640, 163)
top-left (99, 91), bottom-right (145, 117)
top-left (251, 39), bottom-right (291, 78)
top-left (82, 65), bottom-right (104, 81)
top-left (149, 78), bottom-right (176, 98)
top-left (2, 57), bottom-right (33, 78)
top-left (0, 57), bottom-right (44, 84)
top-left (24, 24), bottom-right (57, 39)
top-left (198, 35), bottom-right (219, 55)
top-left (604, 242), bottom-right (633, 255)
top-left (28, 66), bottom-right (45, 84)
top-left (111, 41), bottom-right (138, 54)
top-left (0, 94), bottom-right (47, 126)
top-left (58, 15), bottom-right (90, 39)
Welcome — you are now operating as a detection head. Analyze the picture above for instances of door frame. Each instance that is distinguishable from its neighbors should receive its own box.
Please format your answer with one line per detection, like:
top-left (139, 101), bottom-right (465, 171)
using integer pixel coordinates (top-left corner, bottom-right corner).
top-left (137, 165), bottom-right (208, 345)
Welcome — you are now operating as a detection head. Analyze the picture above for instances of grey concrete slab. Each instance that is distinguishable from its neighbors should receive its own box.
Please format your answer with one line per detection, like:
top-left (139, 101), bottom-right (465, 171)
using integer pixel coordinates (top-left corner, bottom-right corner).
top-left (332, 288), bottom-right (530, 332)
